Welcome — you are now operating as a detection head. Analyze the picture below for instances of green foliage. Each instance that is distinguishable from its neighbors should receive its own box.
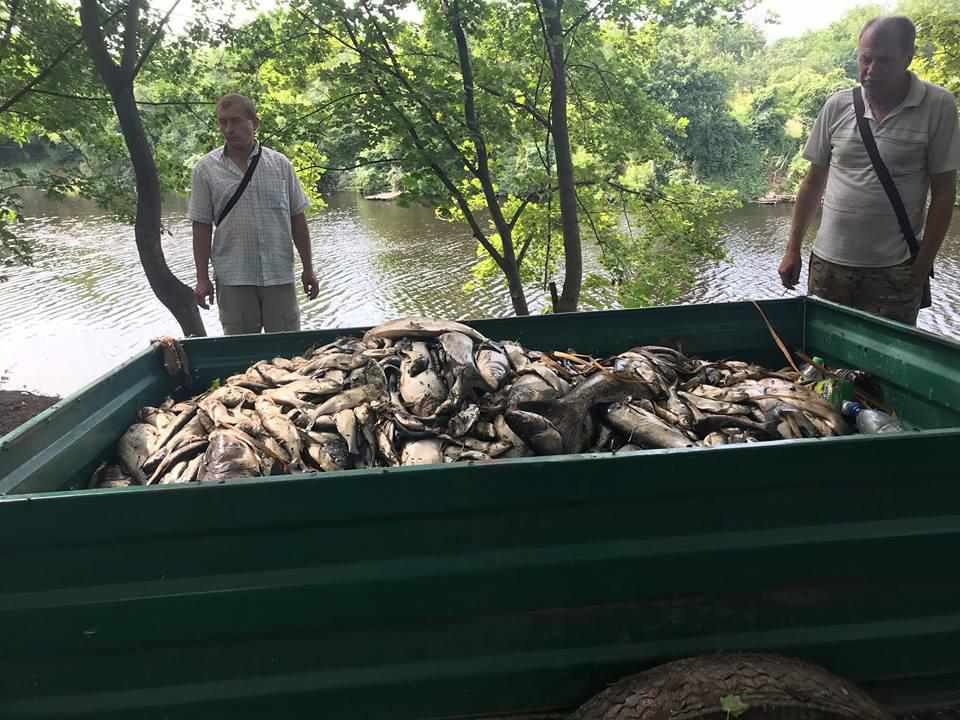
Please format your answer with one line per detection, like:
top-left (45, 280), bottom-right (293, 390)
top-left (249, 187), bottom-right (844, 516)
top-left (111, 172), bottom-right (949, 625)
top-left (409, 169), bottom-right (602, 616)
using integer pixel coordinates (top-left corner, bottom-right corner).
top-left (0, 183), bottom-right (29, 266)
top-left (720, 694), bottom-right (750, 719)
top-left (1, 0), bottom-right (759, 313)
top-left (594, 167), bottom-right (740, 307)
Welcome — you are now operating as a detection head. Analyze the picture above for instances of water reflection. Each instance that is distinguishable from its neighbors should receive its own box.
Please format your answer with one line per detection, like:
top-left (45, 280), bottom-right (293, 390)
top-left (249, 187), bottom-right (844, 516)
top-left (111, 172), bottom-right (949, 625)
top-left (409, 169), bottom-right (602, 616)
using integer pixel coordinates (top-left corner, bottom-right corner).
top-left (683, 203), bottom-right (960, 340)
top-left (1, 193), bottom-right (958, 397)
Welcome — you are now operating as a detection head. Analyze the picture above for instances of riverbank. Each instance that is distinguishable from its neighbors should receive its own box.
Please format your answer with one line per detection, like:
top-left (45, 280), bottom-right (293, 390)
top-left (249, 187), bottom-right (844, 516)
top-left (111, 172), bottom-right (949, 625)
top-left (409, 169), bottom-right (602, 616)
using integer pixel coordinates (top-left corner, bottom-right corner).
top-left (0, 390), bottom-right (60, 436)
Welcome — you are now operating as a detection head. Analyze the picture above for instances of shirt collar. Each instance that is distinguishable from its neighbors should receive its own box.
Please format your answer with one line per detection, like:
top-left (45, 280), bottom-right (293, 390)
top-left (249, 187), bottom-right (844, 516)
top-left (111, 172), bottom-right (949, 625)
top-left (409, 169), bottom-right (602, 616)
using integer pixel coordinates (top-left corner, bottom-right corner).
top-left (862, 72), bottom-right (926, 119)
top-left (903, 71), bottom-right (926, 108)
top-left (219, 140), bottom-right (260, 161)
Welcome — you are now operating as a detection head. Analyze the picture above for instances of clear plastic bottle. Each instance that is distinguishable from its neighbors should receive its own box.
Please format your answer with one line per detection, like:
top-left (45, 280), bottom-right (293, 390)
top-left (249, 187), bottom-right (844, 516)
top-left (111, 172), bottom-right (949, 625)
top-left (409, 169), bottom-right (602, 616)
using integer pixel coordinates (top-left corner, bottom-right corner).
top-left (800, 356), bottom-right (825, 382)
top-left (841, 401), bottom-right (904, 434)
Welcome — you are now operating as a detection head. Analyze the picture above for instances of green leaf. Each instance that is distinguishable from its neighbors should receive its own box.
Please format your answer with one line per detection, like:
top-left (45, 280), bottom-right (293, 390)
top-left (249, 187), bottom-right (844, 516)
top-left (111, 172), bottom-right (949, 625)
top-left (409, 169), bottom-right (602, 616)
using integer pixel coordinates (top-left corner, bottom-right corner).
top-left (720, 694), bottom-right (750, 718)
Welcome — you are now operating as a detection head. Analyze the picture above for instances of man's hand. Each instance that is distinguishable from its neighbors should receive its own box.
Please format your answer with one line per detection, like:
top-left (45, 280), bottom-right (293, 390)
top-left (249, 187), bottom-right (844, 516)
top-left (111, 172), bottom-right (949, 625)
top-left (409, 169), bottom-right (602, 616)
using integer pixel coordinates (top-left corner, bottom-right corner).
top-left (194, 277), bottom-right (215, 308)
top-left (302, 270), bottom-right (319, 300)
top-left (778, 250), bottom-right (802, 289)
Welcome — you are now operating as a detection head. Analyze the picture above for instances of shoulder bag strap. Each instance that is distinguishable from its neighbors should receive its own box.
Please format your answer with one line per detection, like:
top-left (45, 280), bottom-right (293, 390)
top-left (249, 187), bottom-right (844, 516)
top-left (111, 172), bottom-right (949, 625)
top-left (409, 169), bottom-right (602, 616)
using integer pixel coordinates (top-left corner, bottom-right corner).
top-left (852, 87), bottom-right (932, 278)
top-left (216, 143), bottom-right (263, 226)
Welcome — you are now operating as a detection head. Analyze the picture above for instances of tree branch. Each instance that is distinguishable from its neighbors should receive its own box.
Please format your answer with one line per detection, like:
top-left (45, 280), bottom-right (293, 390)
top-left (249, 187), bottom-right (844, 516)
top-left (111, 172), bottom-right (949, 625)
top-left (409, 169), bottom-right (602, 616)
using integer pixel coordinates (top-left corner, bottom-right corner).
top-left (300, 157), bottom-right (402, 172)
top-left (259, 91), bottom-right (372, 144)
top-left (0, 6), bottom-right (125, 114)
top-left (1, 0), bottom-right (19, 54)
top-left (27, 88), bottom-right (214, 105)
top-left (333, 10), bottom-right (504, 269)
top-left (361, 0), bottom-right (477, 175)
top-left (121, 0), bottom-right (138, 74)
top-left (563, 0), bottom-right (606, 37)
top-left (295, 6), bottom-right (475, 173)
top-left (132, 0), bottom-right (182, 80)
top-left (80, 0), bottom-right (120, 82)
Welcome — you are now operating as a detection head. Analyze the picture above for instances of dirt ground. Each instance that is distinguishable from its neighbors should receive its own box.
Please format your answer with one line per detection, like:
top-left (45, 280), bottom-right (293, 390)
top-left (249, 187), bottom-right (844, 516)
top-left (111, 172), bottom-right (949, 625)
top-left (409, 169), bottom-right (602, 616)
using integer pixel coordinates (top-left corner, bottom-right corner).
top-left (0, 390), bottom-right (60, 437)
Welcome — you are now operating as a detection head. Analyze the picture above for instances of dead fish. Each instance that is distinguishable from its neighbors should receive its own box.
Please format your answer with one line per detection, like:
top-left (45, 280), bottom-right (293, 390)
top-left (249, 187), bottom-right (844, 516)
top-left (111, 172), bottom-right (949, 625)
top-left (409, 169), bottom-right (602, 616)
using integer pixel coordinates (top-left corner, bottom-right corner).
top-left (116, 423), bottom-right (159, 484)
top-left (687, 385), bottom-right (752, 404)
top-left (439, 332), bottom-right (477, 370)
top-left (335, 408), bottom-right (359, 454)
top-left (303, 431), bottom-right (352, 472)
top-left (502, 341), bottom-right (531, 372)
top-left (401, 438), bottom-right (444, 465)
top-left (142, 404), bottom-right (198, 472)
top-left (476, 345), bottom-right (511, 391)
top-left (473, 420), bottom-right (497, 441)
top-left (504, 409), bottom-right (564, 455)
top-left (525, 370), bottom-right (632, 454)
top-left (400, 342), bottom-right (447, 416)
top-left (314, 384), bottom-right (382, 416)
top-left (678, 391), bottom-right (753, 416)
top-left (298, 352), bottom-right (362, 375)
top-left (376, 420), bottom-right (401, 466)
top-left (526, 364), bottom-right (571, 395)
top-left (253, 362), bottom-right (307, 386)
top-left (207, 385), bottom-right (258, 409)
top-left (197, 429), bottom-right (261, 482)
top-left (281, 377), bottom-right (344, 398)
top-left (364, 317), bottom-right (487, 343)
top-left (605, 403), bottom-right (694, 449)
top-left (256, 398), bottom-right (308, 472)
top-left (91, 463), bottom-right (137, 489)
top-left (693, 413), bottom-right (780, 439)
top-left (147, 438), bottom-right (208, 485)
top-left (591, 422), bottom-right (614, 451)
top-left (508, 373), bottom-right (561, 408)
top-left (464, 450), bottom-right (492, 461)
top-left (449, 404), bottom-right (480, 437)
top-left (138, 407), bottom-right (175, 433)
top-left (224, 372), bottom-right (271, 392)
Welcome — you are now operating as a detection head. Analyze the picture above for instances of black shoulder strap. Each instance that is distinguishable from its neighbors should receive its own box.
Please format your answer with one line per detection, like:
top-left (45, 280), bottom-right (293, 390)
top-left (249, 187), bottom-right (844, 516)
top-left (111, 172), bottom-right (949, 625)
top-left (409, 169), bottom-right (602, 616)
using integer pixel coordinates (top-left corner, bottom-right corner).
top-left (216, 143), bottom-right (263, 226)
top-left (852, 87), bottom-right (925, 262)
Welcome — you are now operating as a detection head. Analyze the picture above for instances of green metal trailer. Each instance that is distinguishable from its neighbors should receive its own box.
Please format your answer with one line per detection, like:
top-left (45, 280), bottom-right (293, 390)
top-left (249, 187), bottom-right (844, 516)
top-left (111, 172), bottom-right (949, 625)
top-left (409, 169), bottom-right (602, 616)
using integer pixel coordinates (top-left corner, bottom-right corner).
top-left (2, 297), bottom-right (960, 719)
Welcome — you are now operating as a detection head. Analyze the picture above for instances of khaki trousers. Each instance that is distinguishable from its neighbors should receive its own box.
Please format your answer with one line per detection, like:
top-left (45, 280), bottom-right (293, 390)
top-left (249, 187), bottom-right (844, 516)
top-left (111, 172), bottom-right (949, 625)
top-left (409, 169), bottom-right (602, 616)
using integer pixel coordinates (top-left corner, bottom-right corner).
top-left (807, 254), bottom-right (922, 326)
top-left (216, 283), bottom-right (301, 335)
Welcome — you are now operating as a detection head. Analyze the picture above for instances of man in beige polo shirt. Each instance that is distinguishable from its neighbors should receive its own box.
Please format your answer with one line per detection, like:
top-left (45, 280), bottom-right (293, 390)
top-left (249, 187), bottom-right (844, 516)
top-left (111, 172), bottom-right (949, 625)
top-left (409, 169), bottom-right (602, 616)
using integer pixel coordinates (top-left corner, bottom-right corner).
top-left (778, 16), bottom-right (959, 326)
top-left (189, 94), bottom-right (319, 335)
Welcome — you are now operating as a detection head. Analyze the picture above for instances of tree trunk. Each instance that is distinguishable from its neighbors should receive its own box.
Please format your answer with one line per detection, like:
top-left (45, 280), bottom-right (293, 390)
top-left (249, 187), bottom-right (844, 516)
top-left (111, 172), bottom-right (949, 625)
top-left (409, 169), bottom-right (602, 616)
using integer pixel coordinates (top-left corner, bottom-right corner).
top-left (445, 0), bottom-right (530, 316)
top-left (78, 0), bottom-right (205, 337)
top-left (500, 227), bottom-right (530, 316)
top-left (111, 83), bottom-right (205, 335)
top-left (540, 0), bottom-right (582, 313)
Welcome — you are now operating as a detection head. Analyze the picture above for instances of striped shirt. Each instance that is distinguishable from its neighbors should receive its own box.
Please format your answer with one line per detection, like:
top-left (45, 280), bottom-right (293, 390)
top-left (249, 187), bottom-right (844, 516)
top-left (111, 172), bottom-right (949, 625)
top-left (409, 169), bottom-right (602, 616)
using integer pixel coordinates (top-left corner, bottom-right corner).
top-left (188, 142), bottom-right (310, 286)
top-left (804, 73), bottom-right (960, 268)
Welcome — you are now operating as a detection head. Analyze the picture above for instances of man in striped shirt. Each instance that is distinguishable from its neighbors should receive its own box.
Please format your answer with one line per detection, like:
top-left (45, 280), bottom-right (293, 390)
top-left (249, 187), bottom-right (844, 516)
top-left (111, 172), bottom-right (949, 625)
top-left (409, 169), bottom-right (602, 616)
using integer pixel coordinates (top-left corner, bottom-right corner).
top-left (778, 16), bottom-right (959, 326)
top-left (189, 94), bottom-right (319, 334)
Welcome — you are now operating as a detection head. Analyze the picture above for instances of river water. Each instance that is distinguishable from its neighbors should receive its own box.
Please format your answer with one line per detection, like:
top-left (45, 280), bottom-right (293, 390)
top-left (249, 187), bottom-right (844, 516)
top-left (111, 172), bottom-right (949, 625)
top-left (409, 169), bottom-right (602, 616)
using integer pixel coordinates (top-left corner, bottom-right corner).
top-left (2, 192), bottom-right (959, 397)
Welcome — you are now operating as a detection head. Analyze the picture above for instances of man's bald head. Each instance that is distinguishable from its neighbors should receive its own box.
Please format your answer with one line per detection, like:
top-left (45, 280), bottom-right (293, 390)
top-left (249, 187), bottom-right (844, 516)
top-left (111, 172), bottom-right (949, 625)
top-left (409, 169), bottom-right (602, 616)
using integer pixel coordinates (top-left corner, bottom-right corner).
top-left (859, 16), bottom-right (916, 56)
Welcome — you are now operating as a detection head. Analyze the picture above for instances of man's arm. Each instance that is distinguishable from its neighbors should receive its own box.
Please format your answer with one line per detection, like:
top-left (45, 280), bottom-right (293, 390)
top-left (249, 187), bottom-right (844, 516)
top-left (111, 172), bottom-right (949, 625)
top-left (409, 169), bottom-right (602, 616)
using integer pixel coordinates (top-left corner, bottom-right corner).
top-left (913, 171), bottom-right (957, 284)
top-left (778, 163), bottom-right (829, 288)
top-left (192, 221), bottom-right (215, 308)
top-left (292, 212), bottom-right (319, 299)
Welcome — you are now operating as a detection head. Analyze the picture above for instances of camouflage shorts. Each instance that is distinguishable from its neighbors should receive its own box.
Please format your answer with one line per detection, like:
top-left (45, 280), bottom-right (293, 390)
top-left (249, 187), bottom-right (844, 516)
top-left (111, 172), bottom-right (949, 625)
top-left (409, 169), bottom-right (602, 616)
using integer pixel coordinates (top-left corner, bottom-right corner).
top-left (807, 253), bottom-right (922, 326)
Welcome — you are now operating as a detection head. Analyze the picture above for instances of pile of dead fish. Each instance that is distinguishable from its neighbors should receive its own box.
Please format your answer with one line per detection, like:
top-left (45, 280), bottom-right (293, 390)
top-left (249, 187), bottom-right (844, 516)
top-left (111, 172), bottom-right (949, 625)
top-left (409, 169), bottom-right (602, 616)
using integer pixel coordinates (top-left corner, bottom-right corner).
top-left (92, 317), bottom-right (852, 488)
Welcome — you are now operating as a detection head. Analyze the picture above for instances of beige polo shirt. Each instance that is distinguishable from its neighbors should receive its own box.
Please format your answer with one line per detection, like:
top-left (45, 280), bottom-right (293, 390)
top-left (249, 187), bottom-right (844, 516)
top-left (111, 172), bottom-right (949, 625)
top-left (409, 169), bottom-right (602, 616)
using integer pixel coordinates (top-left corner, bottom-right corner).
top-left (189, 143), bottom-right (310, 286)
top-left (804, 73), bottom-right (960, 267)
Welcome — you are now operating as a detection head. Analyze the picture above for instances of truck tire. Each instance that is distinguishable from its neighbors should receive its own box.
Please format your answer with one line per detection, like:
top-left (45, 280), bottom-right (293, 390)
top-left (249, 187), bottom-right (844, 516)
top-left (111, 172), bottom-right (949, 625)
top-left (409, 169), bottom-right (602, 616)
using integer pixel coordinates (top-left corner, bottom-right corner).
top-left (570, 653), bottom-right (892, 720)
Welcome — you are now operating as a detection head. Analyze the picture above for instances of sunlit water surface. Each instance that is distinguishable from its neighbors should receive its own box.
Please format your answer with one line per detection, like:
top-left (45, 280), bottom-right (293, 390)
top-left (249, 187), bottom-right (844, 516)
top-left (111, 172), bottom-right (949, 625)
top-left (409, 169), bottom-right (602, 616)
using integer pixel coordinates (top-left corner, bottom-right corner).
top-left (2, 193), bottom-right (958, 396)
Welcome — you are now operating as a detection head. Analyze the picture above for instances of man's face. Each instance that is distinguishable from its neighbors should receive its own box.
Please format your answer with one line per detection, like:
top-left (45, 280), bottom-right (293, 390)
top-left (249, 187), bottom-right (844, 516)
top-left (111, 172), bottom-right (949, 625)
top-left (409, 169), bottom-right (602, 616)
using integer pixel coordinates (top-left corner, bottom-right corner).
top-left (857, 29), bottom-right (912, 98)
top-left (217, 104), bottom-right (259, 151)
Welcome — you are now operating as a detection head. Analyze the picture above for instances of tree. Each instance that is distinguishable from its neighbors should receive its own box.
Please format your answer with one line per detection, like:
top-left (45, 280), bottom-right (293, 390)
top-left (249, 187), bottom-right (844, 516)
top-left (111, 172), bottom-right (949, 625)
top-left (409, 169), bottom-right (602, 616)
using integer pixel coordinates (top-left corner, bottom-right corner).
top-left (273, 0), bottom-right (746, 314)
top-left (79, 0), bottom-right (204, 336)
